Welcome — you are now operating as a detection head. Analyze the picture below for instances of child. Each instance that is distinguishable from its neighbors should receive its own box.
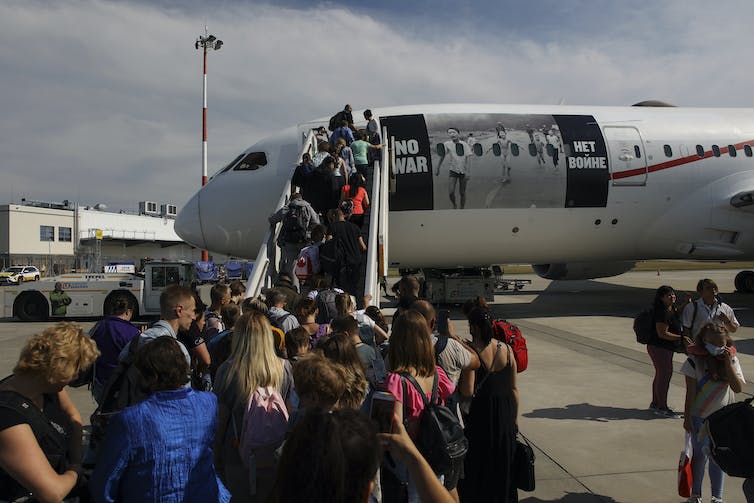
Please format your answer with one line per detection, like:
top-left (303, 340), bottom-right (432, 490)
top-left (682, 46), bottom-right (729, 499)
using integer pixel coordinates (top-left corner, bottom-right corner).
top-left (681, 322), bottom-right (745, 503)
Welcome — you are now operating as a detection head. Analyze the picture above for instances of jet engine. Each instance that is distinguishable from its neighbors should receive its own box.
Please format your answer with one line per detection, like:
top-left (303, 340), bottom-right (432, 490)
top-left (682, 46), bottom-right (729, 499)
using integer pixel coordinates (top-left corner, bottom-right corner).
top-left (532, 262), bottom-right (636, 281)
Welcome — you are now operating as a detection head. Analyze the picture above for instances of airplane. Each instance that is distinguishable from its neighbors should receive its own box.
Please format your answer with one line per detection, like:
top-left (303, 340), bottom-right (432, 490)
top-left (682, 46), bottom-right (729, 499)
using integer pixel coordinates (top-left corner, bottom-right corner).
top-left (174, 102), bottom-right (754, 293)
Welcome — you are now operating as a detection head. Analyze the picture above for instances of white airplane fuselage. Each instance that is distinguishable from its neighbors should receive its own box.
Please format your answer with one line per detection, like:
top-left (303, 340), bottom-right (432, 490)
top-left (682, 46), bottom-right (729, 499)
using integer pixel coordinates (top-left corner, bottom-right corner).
top-left (175, 104), bottom-right (754, 279)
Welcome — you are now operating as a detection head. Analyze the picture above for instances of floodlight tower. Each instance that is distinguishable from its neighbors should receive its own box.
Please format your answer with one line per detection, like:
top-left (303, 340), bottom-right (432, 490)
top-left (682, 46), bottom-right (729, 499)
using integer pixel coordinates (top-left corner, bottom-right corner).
top-left (195, 27), bottom-right (223, 262)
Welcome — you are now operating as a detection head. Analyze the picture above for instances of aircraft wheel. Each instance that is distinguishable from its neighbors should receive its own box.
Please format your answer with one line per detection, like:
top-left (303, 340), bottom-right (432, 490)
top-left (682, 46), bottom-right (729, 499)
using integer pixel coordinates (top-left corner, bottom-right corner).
top-left (735, 270), bottom-right (754, 293)
top-left (14, 293), bottom-right (49, 321)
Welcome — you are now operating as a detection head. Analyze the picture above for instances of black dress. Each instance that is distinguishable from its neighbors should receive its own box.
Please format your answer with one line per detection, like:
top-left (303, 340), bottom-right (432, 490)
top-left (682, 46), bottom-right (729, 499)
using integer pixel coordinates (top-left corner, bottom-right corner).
top-left (459, 342), bottom-right (518, 503)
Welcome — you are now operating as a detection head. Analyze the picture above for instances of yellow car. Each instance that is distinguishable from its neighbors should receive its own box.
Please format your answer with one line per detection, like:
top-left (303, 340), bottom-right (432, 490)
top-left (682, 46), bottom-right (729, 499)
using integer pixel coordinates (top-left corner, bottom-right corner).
top-left (0, 266), bottom-right (41, 285)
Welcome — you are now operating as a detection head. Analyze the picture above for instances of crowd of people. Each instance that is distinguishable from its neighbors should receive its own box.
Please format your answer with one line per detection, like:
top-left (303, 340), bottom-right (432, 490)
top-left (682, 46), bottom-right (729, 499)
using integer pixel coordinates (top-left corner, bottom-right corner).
top-left (0, 269), bottom-right (526, 502)
top-left (1, 268), bottom-right (752, 502)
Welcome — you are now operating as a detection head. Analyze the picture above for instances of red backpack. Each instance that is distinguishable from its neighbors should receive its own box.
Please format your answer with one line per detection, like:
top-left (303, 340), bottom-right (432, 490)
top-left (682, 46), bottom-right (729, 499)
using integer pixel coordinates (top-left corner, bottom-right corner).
top-left (491, 319), bottom-right (528, 373)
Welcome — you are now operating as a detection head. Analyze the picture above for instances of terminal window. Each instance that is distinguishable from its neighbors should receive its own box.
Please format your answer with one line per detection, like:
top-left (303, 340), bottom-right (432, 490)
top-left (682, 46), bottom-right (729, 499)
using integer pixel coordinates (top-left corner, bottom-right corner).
top-left (58, 227), bottom-right (72, 242)
top-left (40, 226), bottom-right (54, 242)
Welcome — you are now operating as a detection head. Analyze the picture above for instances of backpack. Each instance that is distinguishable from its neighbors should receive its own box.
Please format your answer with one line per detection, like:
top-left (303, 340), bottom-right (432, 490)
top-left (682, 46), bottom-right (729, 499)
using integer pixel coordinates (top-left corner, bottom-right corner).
top-left (704, 397), bottom-right (754, 477)
top-left (269, 312), bottom-right (294, 332)
top-left (491, 319), bottom-right (528, 372)
top-left (633, 308), bottom-right (655, 344)
top-left (279, 203), bottom-right (309, 245)
top-left (315, 288), bottom-right (339, 324)
top-left (401, 373), bottom-right (467, 483)
top-left (238, 386), bottom-right (289, 468)
top-left (88, 336), bottom-right (149, 462)
top-left (328, 111), bottom-right (346, 131)
top-left (294, 249), bottom-right (314, 281)
top-left (318, 239), bottom-right (343, 279)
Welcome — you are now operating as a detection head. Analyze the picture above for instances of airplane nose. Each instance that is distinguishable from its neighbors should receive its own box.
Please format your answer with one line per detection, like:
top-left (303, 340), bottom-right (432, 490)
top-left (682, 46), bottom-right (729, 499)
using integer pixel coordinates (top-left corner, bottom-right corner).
top-left (175, 193), bottom-right (207, 249)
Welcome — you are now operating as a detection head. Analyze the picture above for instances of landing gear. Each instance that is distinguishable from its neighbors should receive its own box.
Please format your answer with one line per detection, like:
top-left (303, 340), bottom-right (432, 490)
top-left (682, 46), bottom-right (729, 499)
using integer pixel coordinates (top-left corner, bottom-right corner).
top-left (734, 270), bottom-right (754, 293)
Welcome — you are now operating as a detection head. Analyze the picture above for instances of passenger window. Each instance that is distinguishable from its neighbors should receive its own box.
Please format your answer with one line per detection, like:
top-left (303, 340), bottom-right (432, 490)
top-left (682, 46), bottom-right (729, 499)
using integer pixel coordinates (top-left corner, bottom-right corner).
top-left (219, 153), bottom-right (246, 175)
top-left (696, 145), bottom-right (705, 158)
top-left (546, 144), bottom-right (555, 157)
top-left (663, 145), bottom-right (672, 157)
top-left (436, 143), bottom-right (446, 156)
top-left (712, 145), bottom-right (721, 157)
top-left (745, 145), bottom-right (753, 157)
top-left (634, 145), bottom-right (641, 158)
top-left (492, 143), bottom-right (501, 156)
top-left (528, 143), bottom-right (537, 157)
top-left (473, 143), bottom-right (483, 156)
top-left (728, 145), bottom-right (737, 157)
top-left (233, 152), bottom-right (269, 171)
top-left (455, 143), bottom-right (465, 156)
top-left (511, 143), bottom-right (520, 156)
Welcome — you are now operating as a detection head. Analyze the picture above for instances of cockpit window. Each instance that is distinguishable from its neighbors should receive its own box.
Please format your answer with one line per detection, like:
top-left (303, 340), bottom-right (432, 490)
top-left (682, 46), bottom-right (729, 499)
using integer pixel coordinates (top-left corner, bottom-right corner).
top-left (218, 153), bottom-right (246, 176)
top-left (233, 152), bottom-right (268, 171)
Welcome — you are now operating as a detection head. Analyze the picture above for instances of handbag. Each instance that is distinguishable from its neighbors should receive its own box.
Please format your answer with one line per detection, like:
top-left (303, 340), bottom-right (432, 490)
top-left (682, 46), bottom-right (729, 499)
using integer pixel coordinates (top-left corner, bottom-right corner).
top-left (678, 432), bottom-right (693, 497)
top-left (513, 432), bottom-right (536, 492)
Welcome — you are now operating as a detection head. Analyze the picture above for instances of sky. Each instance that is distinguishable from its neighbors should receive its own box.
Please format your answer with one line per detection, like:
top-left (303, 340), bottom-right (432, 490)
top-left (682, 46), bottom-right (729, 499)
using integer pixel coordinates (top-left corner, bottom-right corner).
top-left (2, 0), bottom-right (754, 211)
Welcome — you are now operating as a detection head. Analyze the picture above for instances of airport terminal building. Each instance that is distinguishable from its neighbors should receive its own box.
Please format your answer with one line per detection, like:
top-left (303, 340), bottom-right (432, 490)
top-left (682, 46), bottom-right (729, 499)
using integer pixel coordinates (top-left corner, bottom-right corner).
top-left (0, 200), bottom-right (218, 275)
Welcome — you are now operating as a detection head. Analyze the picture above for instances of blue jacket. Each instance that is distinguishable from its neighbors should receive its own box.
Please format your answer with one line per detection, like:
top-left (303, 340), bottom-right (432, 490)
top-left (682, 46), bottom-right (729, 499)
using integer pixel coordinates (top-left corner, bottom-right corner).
top-left (329, 126), bottom-right (355, 146)
top-left (90, 388), bottom-right (230, 503)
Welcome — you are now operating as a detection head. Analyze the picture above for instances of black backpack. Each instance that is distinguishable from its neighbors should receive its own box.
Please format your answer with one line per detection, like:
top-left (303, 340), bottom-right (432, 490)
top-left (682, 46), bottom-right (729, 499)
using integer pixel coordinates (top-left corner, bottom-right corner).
top-left (279, 204), bottom-right (309, 245)
top-left (89, 335), bottom-right (149, 461)
top-left (318, 239), bottom-right (344, 279)
top-left (315, 288), bottom-right (339, 324)
top-left (633, 308), bottom-right (655, 344)
top-left (705, 397), bottom-right (754, 477)
top-left (401, 373), bottom-right (468, 483)
top-left (328, 111), bottom-right (346, 131)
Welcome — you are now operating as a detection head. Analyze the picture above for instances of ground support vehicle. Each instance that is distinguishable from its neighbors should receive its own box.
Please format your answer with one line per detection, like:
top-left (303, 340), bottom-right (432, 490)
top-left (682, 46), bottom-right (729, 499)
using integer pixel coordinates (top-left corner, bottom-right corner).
top-left (1, 262), bottom-right (195, 321)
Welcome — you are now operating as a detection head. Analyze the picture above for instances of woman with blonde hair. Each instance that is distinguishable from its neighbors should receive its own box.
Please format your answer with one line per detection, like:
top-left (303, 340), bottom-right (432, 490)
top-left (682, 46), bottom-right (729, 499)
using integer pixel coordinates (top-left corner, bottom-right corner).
top-left (0, 322), bottom-right (98, 502)
top-left (213, 311), bottom-right (293, 503)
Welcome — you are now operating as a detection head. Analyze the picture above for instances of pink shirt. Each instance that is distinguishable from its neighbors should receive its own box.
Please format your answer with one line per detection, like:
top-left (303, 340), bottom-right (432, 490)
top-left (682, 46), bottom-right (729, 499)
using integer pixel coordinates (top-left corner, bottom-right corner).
top-left (385, 367), bottom-right (455, 423)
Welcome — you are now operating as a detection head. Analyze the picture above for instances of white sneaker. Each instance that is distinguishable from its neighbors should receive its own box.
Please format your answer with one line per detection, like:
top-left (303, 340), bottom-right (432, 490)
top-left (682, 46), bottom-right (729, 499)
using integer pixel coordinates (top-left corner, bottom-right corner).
top-left (711, 497), bottom-right (724, 503)
top-left (686, 496), bottom-right (701, 503)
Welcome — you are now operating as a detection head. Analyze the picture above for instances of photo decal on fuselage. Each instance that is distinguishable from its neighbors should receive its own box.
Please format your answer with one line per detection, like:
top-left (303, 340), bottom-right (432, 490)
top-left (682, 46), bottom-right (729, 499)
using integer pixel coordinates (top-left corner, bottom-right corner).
top-left (381, 113), bottom-right (609, 211)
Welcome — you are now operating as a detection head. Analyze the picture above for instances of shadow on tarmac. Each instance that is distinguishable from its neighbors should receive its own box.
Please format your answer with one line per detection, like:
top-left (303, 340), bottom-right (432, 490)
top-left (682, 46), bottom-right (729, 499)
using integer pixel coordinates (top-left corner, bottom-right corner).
top-left (521, 493), bottom-right (619, 503)
top-left (523, 402), bottom-right (677, 422)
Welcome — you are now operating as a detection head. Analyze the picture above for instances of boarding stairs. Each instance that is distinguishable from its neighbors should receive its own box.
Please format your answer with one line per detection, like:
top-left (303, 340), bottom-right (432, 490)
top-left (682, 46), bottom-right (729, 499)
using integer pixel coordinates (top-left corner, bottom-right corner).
top-left (244, 126), bottom-right (391, 306)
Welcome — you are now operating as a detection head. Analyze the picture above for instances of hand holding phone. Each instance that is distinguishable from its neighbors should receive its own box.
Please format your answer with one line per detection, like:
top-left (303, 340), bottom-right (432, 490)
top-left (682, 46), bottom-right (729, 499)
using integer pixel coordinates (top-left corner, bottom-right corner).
top-left (370, 391), bottom-right (396, 433)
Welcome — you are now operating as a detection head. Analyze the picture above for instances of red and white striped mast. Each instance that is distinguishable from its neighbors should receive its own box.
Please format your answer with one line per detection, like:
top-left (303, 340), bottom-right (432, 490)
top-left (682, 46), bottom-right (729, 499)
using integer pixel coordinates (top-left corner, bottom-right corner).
top-left (195, 26), bottom-right (223, 262)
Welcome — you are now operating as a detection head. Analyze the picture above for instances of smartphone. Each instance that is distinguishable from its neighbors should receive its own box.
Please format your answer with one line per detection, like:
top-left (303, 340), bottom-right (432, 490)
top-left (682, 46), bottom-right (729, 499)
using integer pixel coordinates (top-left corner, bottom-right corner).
top-left (370, 391), bottom-right (396, 433)
top-left (436, 309), bottom-right (450, 336)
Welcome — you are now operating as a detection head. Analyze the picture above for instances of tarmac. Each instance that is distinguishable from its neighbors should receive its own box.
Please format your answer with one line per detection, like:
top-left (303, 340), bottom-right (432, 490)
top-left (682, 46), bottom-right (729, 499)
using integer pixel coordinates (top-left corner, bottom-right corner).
top-left (1, 268), bottom-right (752, 502)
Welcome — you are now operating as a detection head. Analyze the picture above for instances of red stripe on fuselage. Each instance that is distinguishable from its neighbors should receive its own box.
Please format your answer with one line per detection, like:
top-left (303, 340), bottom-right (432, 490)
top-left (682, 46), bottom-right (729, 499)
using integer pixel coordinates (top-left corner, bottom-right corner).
top-left (610, 140), bottom-right (754, 180)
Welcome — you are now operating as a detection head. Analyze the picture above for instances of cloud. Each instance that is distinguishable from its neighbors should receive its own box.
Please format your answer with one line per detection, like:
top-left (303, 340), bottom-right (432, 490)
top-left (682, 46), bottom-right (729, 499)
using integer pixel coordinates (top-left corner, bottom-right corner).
top-left (2, 0), bottom-right (754, 210)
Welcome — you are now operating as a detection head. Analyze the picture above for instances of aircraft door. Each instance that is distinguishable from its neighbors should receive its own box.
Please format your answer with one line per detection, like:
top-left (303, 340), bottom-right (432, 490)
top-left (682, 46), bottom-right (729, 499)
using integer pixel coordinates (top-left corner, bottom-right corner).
top-left (603, 126), bottom-right (647, 186)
